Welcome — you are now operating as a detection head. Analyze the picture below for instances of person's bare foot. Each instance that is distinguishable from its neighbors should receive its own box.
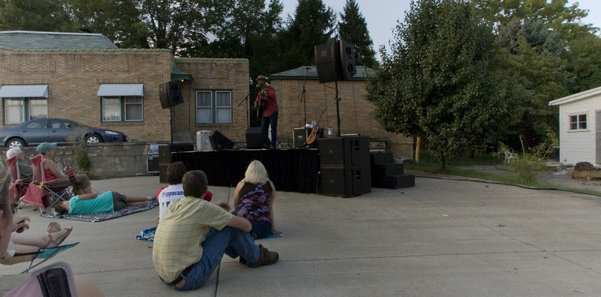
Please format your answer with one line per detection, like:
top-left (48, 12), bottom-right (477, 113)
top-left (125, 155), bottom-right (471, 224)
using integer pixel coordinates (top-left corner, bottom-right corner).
top-left (46, 227), bottom-right (73, 248)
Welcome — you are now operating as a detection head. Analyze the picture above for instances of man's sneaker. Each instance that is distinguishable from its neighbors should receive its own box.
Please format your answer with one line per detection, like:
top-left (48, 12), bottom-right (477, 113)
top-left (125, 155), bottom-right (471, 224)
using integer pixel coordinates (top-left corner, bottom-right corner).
top-left (247, 244), bottom-right (279, 268)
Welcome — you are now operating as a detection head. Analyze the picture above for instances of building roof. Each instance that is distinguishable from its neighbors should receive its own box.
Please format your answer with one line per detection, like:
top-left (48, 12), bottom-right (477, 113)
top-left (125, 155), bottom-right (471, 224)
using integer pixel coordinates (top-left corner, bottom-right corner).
top-left (0, 31), bottom-right (118, 50)
top-left (549, 85), bottom-right (601, 106)
top-left (269, 65), bottom-right (375, 81)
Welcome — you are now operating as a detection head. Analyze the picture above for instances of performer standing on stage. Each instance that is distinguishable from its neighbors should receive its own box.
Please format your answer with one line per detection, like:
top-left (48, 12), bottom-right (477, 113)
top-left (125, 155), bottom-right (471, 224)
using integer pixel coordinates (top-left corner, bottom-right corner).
top-left (254, 75), bottom-right (279, 149)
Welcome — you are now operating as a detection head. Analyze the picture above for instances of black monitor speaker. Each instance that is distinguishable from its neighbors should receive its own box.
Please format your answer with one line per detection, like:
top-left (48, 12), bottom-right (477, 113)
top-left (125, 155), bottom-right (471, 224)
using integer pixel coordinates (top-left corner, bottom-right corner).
top-left (159, 81), bottom-right (184, 109)
top-left (209, 130), bottom-right (234, 150)
top-left (246, 127), bottom-right (270, 149)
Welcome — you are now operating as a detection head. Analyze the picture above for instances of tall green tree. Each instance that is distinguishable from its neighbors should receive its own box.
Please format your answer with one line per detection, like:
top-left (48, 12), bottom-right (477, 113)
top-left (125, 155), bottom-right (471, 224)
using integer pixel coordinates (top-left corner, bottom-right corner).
top-left (68, 0), bottom-right (149, 48)
top-left (279, 0), bottom-right (336, 70)
top-left (367, 0), bottom-right (507, 170)
top-left (338, 0), bottom-right (377, 68)
top-left (0, 0), bottom-right (73, 31)
top-left (473, 0), bottom-right (595, 148)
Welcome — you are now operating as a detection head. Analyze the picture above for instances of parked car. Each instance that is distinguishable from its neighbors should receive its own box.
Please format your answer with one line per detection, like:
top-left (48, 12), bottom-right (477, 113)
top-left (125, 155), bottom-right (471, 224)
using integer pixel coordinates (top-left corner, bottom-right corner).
top-left (0, 118), bottom-right (127, 148)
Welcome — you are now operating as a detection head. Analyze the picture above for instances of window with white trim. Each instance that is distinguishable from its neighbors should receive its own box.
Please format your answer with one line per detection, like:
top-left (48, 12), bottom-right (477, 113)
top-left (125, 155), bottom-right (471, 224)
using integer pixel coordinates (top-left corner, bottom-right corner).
top-left (3, 98), bottom-right (48, 125)
top-left (569, 113), bottom-right (587, 130)
top-left (195, 90), bottom-right (232, 124)
top-left (101, 96), bottom-right (143, 122)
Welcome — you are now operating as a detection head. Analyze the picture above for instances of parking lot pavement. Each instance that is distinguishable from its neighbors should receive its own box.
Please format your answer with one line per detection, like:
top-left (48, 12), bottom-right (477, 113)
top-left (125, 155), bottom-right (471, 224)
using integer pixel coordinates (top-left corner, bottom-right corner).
top-left (4, 176), bottom-right (601, 296)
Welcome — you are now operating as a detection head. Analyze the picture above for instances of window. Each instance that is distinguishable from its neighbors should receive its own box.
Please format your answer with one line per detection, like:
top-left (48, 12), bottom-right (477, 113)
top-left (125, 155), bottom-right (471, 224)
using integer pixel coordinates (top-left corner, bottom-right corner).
top-left (195, 90), bottom-right (232, 124)
top-left (101, 96), bottom-right (143, 122)
top-left (569, 114), bottom-right (587, 130)
top-left (3, 98), bottom-right (48, 124)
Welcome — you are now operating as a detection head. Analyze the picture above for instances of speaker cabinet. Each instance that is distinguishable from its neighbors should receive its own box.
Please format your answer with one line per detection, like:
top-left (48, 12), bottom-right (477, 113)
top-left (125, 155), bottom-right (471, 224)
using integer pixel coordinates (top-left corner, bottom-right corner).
top-left (246, 127), bottom-right (270, 149)
top-left (159, 81), bottom-right (184, 109)
top-left (319, 136), bottom-right (369, 167)
top-left (339, 39), bottom-right (356, 80)
top-left (315, 40), bottom-right (342, 83)
top-left (320, 165), bottom-right (371, 197)
top-left (210, 130), bottom-right (234, 150)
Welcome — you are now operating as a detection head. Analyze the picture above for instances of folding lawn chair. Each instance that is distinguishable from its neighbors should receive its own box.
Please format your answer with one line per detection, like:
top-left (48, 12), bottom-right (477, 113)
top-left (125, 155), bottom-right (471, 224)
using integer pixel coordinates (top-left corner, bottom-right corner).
top-left (6, 156), bottom-right (32, 207)
top-left (21, 155), bottom-right (72, 212)
top-left (14, 242), bottom-right (80, 274)
top-left (4, 261), bottom-right (80, 297)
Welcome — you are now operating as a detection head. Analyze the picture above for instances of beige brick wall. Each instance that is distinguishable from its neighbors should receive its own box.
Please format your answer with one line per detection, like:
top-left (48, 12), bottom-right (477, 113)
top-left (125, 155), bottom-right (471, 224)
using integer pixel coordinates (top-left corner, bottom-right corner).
top-left (0, 49), bottom-right (173, 142)
top-left (271, 79), bottom-right (413, 157)
top-left (175, 58), bottom-right (250, 144)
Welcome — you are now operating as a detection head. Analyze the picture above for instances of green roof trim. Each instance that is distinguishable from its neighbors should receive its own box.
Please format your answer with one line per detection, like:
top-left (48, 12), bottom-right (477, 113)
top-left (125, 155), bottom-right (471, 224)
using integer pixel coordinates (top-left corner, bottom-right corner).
top-left (171, 64), bottom-right (193, 81)
top-left (269, 66), bottom-right (375, 81)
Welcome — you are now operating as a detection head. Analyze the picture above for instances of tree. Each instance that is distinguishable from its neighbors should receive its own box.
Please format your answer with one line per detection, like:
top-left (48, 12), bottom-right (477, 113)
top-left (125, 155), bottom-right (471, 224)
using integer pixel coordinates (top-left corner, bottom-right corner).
top-left (473, 0), bottom-right (595, 149)
top-left (279, 0), bottom-right (336, 70)
top-left (67, 0), bottom-right (149, 48)
top-left (0, 0), bottom-right (73, 31)
top-left (338, 0), bottom-right (377, 68)
top-left (367, 0), bottom-right (508, 170)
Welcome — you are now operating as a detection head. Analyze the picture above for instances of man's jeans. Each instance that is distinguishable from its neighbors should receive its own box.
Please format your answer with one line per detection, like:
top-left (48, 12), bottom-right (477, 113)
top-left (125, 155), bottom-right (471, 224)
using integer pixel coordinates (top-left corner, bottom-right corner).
top-left (261, 111), bottom-right (278, 147)
top-left (175, 227), bottom-right (260, 291)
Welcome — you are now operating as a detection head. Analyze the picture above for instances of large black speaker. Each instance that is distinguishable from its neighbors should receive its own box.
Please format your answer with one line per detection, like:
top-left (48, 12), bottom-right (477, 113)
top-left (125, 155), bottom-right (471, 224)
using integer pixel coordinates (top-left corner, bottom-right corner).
top-left (210, 130), bottom-right (234, 150)
top-left (314, 40), bottom-right (342, 83)
top-left (246, 127), bottom-right (270, 149)
top-left (159, 81), bottom-right (184, 108)
top-left (320, 165), bottom-right (371, 197)
top-left (319, 136), bottom-right (369, 167)
top-left (339, 40), bottom-right (356, 80)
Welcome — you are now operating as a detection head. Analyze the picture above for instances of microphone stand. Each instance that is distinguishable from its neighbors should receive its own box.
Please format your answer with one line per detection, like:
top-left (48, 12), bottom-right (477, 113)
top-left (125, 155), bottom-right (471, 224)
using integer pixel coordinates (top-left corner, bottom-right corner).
top-left (301, 67), bottom-right (310, 140)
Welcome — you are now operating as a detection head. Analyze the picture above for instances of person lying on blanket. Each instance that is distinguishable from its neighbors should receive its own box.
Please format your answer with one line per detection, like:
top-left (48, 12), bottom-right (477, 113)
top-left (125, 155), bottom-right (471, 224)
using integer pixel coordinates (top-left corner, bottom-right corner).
top-left (54, 191), bottom-right (150, 215)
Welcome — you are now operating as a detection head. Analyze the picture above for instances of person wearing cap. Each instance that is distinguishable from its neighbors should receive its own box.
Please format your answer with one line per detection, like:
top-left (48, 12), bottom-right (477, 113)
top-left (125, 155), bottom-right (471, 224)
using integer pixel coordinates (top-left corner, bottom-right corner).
top-left (5, 147), bottom-right (32, 181)
top-left (254, 75), bottom-right (279, 149)
top-left (36, 142), bottom-right (93, 195)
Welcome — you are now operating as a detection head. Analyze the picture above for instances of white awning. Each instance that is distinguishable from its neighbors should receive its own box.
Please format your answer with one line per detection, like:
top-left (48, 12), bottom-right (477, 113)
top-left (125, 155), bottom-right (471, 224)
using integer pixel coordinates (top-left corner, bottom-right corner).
top-left (0, 85), bottom-right (48, 98)
top-left (97, 84), bottom-right (144, 97)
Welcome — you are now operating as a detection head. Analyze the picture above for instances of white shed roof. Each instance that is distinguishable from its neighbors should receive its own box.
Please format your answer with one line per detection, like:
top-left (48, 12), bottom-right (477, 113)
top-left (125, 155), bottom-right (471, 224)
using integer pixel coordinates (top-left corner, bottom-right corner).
top-left (549, 85), bottom-right (601, 106)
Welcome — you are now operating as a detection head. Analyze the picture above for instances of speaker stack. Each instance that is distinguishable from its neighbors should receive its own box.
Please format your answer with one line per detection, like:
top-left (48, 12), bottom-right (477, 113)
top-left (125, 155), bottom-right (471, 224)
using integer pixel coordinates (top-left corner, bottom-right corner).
top-left (159, 81), bottom-right (184, 109)
top-left (319, 136), bottom-right (371, 197)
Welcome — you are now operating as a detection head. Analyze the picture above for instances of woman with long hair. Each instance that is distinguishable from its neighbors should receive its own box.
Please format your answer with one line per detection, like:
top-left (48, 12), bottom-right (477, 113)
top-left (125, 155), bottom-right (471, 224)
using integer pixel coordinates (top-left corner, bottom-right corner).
top-left (232, 160), bottom-right (282, 239)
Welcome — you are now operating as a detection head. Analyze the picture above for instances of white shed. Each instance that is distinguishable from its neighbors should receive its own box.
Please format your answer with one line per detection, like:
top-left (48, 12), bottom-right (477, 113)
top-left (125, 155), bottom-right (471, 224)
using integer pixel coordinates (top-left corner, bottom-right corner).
top-left (549, 86), bottom-right (601, 165)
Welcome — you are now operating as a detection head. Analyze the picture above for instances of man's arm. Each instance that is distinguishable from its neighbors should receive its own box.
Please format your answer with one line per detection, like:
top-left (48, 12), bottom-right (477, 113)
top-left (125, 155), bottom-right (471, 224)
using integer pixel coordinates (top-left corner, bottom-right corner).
top-left (227, 215), bottom-right (252, 232)
top-left (76, 193), bottom-right (98, 200)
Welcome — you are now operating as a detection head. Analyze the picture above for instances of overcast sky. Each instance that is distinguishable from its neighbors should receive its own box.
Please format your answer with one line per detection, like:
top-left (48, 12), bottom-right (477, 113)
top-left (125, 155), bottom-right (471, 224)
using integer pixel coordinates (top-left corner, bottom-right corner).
top-left (279, 0), bottom-right (601, 60)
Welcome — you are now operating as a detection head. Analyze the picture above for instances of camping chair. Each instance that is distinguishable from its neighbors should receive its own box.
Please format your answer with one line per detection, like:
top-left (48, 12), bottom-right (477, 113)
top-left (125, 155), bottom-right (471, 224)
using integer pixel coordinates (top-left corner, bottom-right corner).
top-left (6, 157), bottom-right (32, 207)
top-left (4, 261), bottom-right (80, 297)
top-left (13, 243), bottom-right (80, 274)
top-left (21, 155), bottom-right (72, 211)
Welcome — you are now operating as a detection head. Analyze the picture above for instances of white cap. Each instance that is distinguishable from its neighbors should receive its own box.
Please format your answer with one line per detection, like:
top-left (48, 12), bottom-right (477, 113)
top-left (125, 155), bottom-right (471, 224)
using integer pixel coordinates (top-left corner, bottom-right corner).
top-left (6, 147), bottom-right (23, 159)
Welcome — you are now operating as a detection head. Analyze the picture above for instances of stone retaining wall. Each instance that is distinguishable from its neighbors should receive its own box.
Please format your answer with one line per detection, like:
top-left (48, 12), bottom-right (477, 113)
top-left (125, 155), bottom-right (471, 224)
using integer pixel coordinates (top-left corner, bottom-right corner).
top-left (3, 143), bottom-right (163, 180)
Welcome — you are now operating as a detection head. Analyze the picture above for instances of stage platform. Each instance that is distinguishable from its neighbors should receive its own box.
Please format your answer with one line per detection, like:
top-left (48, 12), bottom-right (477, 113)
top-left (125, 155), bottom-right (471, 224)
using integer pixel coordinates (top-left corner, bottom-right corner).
top-left (171, 148), bottom-right (320, 193)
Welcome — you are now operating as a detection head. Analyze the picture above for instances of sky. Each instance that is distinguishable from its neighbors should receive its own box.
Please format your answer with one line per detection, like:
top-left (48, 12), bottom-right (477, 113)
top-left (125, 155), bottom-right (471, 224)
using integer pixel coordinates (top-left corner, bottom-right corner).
top-left (279, 0), bottom-right (601, 60)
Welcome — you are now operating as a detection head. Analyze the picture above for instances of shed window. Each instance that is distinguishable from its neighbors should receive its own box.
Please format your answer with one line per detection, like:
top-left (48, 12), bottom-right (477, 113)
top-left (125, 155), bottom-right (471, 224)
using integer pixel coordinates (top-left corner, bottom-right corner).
top-left (569, 114), bottom-right (587, 130)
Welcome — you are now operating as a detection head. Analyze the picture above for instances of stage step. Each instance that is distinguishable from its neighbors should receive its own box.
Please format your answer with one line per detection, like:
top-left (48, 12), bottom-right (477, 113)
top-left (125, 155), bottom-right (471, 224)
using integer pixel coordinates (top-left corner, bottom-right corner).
top-left (374, 174), bottom-right (415, 189)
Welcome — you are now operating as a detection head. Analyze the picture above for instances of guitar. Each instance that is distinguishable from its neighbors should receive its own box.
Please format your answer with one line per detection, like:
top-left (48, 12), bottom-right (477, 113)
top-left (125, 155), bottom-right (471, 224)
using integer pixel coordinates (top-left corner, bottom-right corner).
top-left (306, 107), bottom-right (328, 145)
top-left (256, 88), bottom-right (266, 118)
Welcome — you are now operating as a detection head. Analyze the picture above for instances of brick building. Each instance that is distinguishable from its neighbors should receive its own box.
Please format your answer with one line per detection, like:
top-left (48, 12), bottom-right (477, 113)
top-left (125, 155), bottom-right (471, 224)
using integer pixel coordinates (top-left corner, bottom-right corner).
top-left (0, 31), bottom-right (411, 158)
top-left (269, 66), bottom-right (412, 156)
top-left (0, 31), bottom-right (249, 145)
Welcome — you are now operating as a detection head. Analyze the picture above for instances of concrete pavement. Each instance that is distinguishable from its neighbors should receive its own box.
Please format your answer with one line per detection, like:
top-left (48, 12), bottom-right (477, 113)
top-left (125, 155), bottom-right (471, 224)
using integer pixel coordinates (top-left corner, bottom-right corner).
top-left (3, 176), bottom-right (601, 296)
